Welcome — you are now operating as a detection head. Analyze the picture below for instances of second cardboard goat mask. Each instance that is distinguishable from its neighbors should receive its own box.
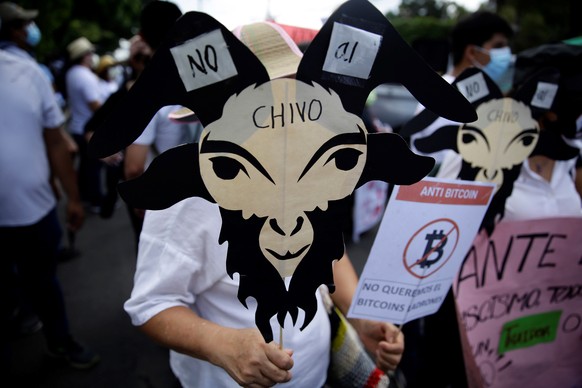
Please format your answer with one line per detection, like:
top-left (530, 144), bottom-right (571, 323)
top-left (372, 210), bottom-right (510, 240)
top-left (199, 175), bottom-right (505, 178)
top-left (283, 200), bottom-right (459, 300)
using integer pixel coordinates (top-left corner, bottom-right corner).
top-left (403, 67), bottom-right (578, 234)
top-left (89, 0), bottom-right (476, 342)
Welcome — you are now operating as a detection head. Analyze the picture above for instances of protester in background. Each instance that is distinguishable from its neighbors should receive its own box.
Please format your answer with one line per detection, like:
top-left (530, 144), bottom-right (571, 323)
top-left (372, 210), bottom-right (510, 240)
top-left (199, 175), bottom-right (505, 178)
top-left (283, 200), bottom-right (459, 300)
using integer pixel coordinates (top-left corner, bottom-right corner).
top-left (1, 2), bottom-right (66, 100)
top-left (84, 36), bottom-right (152, 221)
top-left (0, 1), bottom-right (67, 107)
top-left (83, 53), bottom-right (121, 219)
top-left (65, 36), bottom-right (104, 214)
top-left (0, 45), bottom-right (99, 370)
top-left (453, 45), bottom-right (582, 388)
top-left (95, 54), bottom-right (119, 102)
top-left (404, 11), bottom-right (514, 177)
top-left (0, 0), bottom-right (79, 321)
top-left (124, 20), bottom-right (404, 388)
top-left (448, 11), bottom-right (515, 93)
top-left (504, 42), bottom-right (582, 221)
top-left (397, 10), bottom-right (515, 388)
top-left (0, 1), bottom-right (40, 60)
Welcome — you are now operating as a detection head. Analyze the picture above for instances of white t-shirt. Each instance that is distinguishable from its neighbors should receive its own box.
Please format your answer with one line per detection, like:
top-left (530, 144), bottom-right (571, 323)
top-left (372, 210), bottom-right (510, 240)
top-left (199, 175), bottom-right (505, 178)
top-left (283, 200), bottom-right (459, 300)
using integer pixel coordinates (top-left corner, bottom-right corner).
top-left (124, 198), bottom-right (331, 388)
top-left (133, 105), bottom-right (204, 168)
top-left (65, 64), bottom-right (102, 135)
top-left (0, 50), bottom-right (65, 226)
top-left (0, 42), bottom-right (33, 61)
top-left (505, 158), bottom-right (582, 221)
top-left (436, 143), bottom-right (582, 221)
top-left (98, 78), bottom-right (119, 102)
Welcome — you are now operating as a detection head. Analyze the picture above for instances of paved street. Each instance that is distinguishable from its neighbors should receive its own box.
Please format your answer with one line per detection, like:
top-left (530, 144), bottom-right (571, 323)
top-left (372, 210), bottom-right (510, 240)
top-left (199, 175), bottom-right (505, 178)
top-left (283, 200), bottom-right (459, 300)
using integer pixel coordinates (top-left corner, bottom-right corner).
top-left (8, 200), bottom-right (379, 387)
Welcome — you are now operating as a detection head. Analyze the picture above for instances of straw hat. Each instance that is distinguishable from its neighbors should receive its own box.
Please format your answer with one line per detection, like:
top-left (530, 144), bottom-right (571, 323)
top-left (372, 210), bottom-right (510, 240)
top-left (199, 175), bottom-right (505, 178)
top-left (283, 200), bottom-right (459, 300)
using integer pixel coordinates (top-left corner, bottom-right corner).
top-left (232, 21), bottom-right (303, 79)
top-left (67, 37), bottom-right (95, 61)
top-left (0, 2), bottom-right (37, 22)
top-left (96, 54), bottom-right (117, 74)
top-left (168, 106), bottom-right (199, 123)
top-left (169, 21), bottom-right (303, 121)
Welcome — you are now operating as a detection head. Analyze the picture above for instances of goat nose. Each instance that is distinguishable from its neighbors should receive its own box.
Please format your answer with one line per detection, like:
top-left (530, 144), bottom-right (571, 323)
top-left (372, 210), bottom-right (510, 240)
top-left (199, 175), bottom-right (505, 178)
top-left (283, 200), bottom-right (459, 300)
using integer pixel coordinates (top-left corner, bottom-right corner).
top-left (483, 168), bottom-right (498, 181)
top-left (269, 216), bottom-right (304, 236)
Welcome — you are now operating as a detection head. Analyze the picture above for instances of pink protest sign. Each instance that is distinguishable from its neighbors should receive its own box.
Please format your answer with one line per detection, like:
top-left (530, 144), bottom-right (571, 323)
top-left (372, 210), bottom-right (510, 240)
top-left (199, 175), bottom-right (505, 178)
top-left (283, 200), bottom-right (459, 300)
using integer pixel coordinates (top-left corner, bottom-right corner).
top-left (454, 217), bottom-right (582, 387)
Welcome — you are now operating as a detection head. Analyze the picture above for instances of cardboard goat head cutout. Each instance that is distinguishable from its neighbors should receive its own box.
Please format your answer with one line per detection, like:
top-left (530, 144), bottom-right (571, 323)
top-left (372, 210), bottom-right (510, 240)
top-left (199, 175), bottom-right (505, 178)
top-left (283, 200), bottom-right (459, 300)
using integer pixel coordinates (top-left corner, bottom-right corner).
top-left (89, 0), bottom-right (476, 342)
top-left (402, 67), bottom-right (578, 234)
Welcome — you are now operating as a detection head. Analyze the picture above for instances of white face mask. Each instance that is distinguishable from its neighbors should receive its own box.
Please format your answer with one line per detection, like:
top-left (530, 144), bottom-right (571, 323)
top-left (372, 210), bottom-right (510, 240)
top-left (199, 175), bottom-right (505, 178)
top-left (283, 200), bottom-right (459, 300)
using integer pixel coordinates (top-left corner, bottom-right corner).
top-left (473, 46), bottom-right (514, 93)
top-left (25, 22), bottom-right (42, 47)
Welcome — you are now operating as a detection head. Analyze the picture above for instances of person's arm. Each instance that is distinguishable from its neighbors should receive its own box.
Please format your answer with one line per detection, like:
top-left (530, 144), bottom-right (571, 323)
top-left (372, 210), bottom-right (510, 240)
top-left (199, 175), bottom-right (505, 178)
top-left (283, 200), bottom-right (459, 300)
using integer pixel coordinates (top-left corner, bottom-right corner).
top-left (44, 126), bottom-right (84, 232)
top-left (139, 306), bottom-right (294, 387)
top-left (331, 253), bottom-right (404, 372)
top-left (88, 100), bottom-right (101, 113)
top-left (124, 143), bottom-right (149, 180)
top-left (123, 143), bottom-right (150, 219)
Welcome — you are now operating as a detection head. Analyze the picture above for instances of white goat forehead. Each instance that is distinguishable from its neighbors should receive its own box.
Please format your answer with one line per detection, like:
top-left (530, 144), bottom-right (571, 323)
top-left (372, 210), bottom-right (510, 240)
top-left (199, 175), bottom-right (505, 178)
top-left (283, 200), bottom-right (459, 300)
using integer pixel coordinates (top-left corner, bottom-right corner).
top-left (202, 78), bottom-right (364, 146)
top-left (471, 98), bottom-right (537, 137)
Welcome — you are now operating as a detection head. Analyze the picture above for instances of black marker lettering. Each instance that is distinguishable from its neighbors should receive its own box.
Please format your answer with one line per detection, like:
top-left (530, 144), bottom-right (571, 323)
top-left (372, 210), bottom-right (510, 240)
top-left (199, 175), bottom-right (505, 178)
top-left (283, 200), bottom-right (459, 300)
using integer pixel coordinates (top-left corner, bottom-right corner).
top-left (205, 45), bottom-right (218, 72)
top-left (253, 106), bottom-right (268, 128)
top-left (271, 103), bottom-right (285, 128)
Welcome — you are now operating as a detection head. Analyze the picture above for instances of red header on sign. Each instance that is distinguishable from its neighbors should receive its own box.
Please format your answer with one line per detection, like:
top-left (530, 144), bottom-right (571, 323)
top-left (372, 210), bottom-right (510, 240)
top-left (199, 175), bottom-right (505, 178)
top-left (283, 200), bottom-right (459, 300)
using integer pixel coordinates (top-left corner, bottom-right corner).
top-left (397, 180), bottom-right (493, 205)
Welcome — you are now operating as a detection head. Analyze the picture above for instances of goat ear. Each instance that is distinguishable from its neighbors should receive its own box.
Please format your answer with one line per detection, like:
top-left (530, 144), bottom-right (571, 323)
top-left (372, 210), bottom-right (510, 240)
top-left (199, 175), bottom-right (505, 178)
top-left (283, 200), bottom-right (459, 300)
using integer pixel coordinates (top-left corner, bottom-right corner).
top-left (118, 143), bottom-right (213, 210)
top-left (89, 11), bottom-right (269, 158)
top-left (296, 0), bottom-right (476, 123)
top-left (400, 68), bottom-right (499, 139)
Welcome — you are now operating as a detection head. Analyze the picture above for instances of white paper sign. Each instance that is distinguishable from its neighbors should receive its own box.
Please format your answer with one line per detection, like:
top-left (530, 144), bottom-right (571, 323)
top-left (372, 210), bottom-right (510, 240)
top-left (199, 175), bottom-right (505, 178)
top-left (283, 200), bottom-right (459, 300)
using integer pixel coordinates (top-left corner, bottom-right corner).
top-left (456, 72), bottom-right (489, 103)
top-left (347, 177), bottom-right (495, 324)
top-left (322, 22), bottom-right (381, 79)
top-left (531, 81), bottom-right (558, 109)
top-left (170, 29), bottom-right (238, 92)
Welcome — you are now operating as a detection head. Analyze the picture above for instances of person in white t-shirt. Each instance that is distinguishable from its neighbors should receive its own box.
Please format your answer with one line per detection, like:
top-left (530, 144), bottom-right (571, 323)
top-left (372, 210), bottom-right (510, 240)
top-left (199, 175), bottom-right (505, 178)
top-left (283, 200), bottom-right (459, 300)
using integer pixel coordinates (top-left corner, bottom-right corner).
top-left (504, 42), bottom-right (582, 221)
top-left (503, 101), bottom-right (582, 221)
top-left (397, 11), bottom-right (515, 388)
top-left (65, 36), bottom-right (105, 212)
top-left (0, 47), bottom-right (99, 369)
top-left (406, 11), bottom-right (514, 175)
top-left (124, 18), bottom-right (405, 388)
top-left (504, 156), bottom-right (581, 220)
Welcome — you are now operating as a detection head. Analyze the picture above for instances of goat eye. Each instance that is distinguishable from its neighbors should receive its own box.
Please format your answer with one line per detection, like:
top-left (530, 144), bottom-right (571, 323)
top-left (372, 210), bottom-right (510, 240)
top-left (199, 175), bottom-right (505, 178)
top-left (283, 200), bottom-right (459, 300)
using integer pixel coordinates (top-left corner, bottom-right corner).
top-left (210, 157), bottom-right (249, 180)
top-left (462, 133), bottom-right (477, 144)
top-left (325, 148), bottom-right (362, 171)
top-left (521, 135), bottom-right (535, 147)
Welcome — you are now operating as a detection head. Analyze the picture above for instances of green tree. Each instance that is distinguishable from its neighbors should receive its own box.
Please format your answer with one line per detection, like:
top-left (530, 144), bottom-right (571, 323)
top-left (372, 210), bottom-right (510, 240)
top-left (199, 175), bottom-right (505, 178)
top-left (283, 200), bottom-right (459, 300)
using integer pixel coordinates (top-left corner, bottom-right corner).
top-left (495, 0), bottom-right (581, 52)
top-left (17, 0), bottom-right (143, 63)
top-left (396, 0), bottom-right (469, 20)
top-left (386, 0), bottom-right (470, 73)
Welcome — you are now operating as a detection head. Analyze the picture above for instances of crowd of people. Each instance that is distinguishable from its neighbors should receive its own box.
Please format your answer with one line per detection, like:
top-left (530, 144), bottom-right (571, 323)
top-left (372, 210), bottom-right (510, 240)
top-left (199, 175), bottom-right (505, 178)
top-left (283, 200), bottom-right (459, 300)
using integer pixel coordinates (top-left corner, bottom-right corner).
top-left (1, 0), bottom-right (580, 387)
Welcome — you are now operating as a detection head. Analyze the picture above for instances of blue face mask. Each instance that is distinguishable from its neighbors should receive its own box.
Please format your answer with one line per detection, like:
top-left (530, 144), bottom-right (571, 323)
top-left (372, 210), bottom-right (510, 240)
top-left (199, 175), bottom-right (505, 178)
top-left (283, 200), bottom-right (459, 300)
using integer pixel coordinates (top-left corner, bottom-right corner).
top-left (475, 46), bottom-right (513, 92)
top-left (25, 22), bottom-right (42, 47)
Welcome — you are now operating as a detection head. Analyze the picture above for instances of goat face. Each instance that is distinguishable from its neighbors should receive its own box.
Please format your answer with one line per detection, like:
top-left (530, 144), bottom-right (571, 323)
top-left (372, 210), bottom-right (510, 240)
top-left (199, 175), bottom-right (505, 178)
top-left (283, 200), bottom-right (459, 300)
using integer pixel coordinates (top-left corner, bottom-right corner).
top-left (199, 78), bottom-right (367, 277)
